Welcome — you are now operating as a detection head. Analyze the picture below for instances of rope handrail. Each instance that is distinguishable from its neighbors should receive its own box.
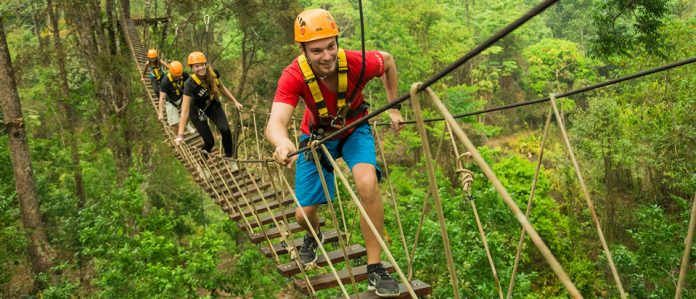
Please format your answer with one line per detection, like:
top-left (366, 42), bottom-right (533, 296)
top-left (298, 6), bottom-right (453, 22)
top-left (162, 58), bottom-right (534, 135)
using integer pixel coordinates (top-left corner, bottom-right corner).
top-left (372, 123), bottom-right (411, 277)
top-left (425, 86), bottom-right (583, 298)
top-left (288, 0), bottom-right (560, 157)
top-left (410, 83), bottom-right (461, 298)
top-left (275, 164), bottom-right (349, 297)
top-left (445, 120), bottom-right (503, 299)
top-left (506, 107), bottom-right (553, 298)
top-left (374, 56), bottom-right (696, 126)
top-left (674, 193), bottom-right (696, 299)
top-left (308, 147), bottom-right (360, 297)
top-left (549, 95), bottom-right (626, 298)
top-left (319, 144), bottom-right (418, 298)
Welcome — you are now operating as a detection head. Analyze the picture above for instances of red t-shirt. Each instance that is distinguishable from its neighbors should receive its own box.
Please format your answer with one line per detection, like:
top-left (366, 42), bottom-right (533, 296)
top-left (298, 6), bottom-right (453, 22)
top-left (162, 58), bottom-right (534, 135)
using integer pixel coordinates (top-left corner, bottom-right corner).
top-left (273, 50), bottom-right (385, 136)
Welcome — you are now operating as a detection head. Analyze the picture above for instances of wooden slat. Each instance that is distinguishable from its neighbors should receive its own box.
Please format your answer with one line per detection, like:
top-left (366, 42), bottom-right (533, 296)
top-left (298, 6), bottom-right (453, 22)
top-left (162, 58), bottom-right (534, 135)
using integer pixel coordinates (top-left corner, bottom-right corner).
top-left (238, 207), bottom-right (294, 230)
top-left (277, 244), bottom-right (366, 276)
top-left (293, 262), bottom-right (394, 294)
top-left (194, 172), bottom-right (259, 193)
top-left (345, 280), bottom-right (432, 299)
top-left (260, 229), bottom-right (342, 258)
top-left (229, 197), bottom-right (293, 220)
top-left (238, 190), bottom-right (281, 206)
top-left (215, 182), bottom-right (272, 204)
top-left (225, 190), bottom-right (280, 213)
top-left (248, 219), bottom-right (325, 243)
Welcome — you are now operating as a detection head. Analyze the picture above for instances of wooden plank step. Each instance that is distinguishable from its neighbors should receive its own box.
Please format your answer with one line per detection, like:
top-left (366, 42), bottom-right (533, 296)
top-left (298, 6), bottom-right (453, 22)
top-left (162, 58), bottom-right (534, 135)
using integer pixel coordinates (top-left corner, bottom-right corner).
top-left (189, 167), bottom-right (249, 186)
top-left (213, 181), bottom-right (272, 202)
top-left (277, 244), bottom-right (366, 277)
top-left (225, 190), bottom-right (281, 213)
top-left (237, 206), bottom-right (294, 230)
top-left (229, 196), bottom-right (293, 220)
top-left (205, 170), bottom-right (255, 187)
top-left (260, 229), bottom-right (342, 258)
top-left (294, 263), bottom-right (395, 294)
top-left (248, 219), bottom-right (325, 243)
top-left (192, 169), bottom-right (253, 189)
top-left (345, 280), bottom-right (432, 298)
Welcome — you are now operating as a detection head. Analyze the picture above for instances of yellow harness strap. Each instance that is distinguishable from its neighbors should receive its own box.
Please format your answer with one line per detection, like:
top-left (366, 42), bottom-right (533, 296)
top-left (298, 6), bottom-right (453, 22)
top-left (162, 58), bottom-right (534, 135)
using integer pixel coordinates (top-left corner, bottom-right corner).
top-left (150, 63), bottom-right (162, 81)
top-left (166, 73), bottom-right (182, 96)
top-left (297, 48), bottom-right (348, 119)
top-left (190, 72), bottom-right (220, 100)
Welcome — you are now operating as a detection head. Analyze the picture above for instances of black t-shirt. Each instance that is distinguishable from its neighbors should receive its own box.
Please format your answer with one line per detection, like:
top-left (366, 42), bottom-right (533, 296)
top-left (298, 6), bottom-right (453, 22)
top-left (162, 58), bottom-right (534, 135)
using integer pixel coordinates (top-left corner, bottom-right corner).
top-left (160, 72), bottom-right (190, 103)
top-left (183, 69), bottom-right (221, 109)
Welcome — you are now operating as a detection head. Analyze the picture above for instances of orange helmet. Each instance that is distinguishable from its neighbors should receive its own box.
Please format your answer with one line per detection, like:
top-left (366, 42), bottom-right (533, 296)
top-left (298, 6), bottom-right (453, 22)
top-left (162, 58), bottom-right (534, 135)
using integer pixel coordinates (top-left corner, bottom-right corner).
top-left (187, 51), bottom-right (207, 65)
top-left (294, 8), bottom-right (339, 43)
top-left (147, 49), bottom-right (158, 59)
top-left (169, 61), bottom-right (183, 76)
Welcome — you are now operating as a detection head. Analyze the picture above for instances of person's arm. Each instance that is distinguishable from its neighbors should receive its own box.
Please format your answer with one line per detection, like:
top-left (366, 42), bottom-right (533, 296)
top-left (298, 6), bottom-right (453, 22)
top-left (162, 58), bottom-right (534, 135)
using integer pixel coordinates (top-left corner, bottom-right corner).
top-left (380, 51), bottom-right (404, 133)
top-left (265, 102), bottom-right (297, 168)
top-left (175, 95), bottom-right (192, 144)
top-left (157, 91), bottom-right (167, 120)
top-left (141, 61), bottom-right (149, 79)
top-left (219, 82), bottom-right (243, 110)
top-left (160, 59), bottom-right (169, 69)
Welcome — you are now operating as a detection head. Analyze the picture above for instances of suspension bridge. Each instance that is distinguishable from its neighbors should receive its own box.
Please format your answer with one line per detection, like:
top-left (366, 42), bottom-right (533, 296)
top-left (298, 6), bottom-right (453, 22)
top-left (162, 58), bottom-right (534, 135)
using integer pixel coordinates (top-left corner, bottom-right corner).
top-left (119, 0), bottom-right (696, 297)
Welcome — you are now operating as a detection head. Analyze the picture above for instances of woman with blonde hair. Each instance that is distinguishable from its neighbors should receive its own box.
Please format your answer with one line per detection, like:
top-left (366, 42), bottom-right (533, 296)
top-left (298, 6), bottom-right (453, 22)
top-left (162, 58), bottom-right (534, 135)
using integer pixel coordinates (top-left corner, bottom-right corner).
top-left (175, 51), bottom-right (243, 159)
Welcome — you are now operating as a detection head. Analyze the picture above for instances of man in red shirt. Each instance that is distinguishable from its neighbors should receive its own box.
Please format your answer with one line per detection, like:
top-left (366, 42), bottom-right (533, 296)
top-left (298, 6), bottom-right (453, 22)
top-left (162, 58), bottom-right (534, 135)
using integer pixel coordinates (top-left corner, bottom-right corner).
top-left (265, 8), bottom-right (404, 297)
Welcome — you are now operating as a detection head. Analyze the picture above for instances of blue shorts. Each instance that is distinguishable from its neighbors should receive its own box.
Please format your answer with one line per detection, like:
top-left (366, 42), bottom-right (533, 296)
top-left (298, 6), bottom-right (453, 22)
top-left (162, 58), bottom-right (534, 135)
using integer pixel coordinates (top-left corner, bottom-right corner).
top-left (295, 123), bottom-right (382, 207)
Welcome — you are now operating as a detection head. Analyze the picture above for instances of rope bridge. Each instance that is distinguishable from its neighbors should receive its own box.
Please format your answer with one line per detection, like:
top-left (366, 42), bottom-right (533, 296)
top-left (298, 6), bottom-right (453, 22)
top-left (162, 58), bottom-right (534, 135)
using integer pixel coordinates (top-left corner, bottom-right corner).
top-left (119, 1), bottom-right (696, 297)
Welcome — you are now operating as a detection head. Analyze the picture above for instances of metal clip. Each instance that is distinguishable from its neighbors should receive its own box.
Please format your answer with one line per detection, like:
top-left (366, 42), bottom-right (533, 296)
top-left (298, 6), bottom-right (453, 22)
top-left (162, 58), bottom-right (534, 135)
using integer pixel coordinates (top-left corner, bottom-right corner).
top-left (330, 115), bottom-right (345, 129)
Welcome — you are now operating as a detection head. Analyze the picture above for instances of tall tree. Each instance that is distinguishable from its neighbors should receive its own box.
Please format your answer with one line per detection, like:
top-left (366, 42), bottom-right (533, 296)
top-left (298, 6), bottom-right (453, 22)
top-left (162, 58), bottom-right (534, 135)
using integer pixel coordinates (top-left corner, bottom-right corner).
top-left (64, 0), bottom-right (138, 180)
top-left (48, 0), bottom-right (86, 203)
top-left (0, 18), bottom-right (55, 290)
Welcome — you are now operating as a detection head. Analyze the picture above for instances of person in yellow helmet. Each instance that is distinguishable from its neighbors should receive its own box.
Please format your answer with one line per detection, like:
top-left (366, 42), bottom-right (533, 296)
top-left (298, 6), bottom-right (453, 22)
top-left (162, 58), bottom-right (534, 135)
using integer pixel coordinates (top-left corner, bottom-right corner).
top-left (265, 8), bottom-right (403, 297)
top-left (174, 51), bottom-right (243, 161)
top-left (141, 49), bottom-right (169, 97)
top-left (157, 61), bottom-right (193, 133)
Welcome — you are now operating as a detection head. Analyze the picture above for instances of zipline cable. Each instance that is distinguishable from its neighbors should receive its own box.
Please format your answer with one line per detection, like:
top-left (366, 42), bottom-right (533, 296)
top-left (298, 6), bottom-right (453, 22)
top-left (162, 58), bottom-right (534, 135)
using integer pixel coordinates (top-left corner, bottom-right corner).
top-left (288, 0), bottom-right (560, 157)
top-left (373, 56), bottom-right (696, 126)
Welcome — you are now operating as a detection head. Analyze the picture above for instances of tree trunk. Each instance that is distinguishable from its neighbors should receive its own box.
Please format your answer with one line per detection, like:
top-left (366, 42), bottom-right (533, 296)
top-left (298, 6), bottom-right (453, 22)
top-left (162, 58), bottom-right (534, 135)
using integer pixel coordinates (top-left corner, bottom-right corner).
top-left (32, 1), bottom-right (49, 54)
top-left (65, 0), bottom-right (135, 181)
top-left (48, 0), bottom-right (86, 206)
top-left (120, 0), bottom-right (131, 19)
top-left (159, 1), bottom-right (172, 57)
top-left (0, 19), bottom-right (55, 291)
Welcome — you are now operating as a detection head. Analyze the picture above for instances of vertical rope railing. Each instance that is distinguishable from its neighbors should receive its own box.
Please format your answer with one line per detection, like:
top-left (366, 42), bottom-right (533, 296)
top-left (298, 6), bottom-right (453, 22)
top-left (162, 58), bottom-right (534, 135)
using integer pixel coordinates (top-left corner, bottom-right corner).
top-left (275, 164), bottom-right (346, 297)
top-left (423, 85), bottom-right (582, 298)
top-left (319, 144), bottom-right (418, 298)
top-left (445, 121), bottom-right (503, 299)
top-left (549, 94), bottom-right (626, 298)
top-left (372, 122), bottom-right (412, 274)
top-left (406, 126), bottom-right (448, 281)
top-left (675, 193), bottom-right (696, 299)
top-left (506, 107), bottom-right (553, 298)
top-left (410, 83), bottom-right (461, 299)
top-left (308, 146), bottom-right (360, 297)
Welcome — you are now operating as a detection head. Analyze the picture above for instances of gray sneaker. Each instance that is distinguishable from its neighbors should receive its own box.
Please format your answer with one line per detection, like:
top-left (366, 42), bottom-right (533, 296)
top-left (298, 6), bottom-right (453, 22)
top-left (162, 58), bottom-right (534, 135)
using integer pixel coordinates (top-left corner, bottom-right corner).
top-left (298, 231), bottom-right (323, 266)
top-left (367, 264), bottom-right (400, 297)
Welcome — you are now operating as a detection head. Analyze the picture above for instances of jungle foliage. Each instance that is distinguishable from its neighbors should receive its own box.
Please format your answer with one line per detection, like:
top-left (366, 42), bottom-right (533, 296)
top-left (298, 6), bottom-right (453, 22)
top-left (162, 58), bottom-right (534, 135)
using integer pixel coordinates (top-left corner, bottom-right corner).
top-left (0, 0), bottom-right (694, 297)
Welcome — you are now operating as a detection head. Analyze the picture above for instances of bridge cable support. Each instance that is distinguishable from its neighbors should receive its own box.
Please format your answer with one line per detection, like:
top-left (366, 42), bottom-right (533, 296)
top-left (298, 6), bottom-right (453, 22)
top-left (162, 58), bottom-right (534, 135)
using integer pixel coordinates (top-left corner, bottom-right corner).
top-left (549, 94), bottom-right (626, 298)
top-left (426, 85), bottom-right (583, 298)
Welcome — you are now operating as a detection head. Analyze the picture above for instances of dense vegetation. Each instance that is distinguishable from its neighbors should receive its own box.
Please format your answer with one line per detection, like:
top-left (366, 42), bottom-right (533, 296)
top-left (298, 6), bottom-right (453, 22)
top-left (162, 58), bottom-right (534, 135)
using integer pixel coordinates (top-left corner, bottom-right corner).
top-left (1, 0), bottom-right (694, 297)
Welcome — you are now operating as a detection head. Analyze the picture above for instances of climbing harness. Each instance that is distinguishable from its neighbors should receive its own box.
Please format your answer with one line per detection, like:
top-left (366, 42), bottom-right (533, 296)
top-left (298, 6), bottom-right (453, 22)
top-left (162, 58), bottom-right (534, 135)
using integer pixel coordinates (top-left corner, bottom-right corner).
top-left (297, 48), bottom-right (350, 129)
top-left (165, 72), bottom-right (184, 108)
top-left (190, 71), bottom-right (220, 122)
